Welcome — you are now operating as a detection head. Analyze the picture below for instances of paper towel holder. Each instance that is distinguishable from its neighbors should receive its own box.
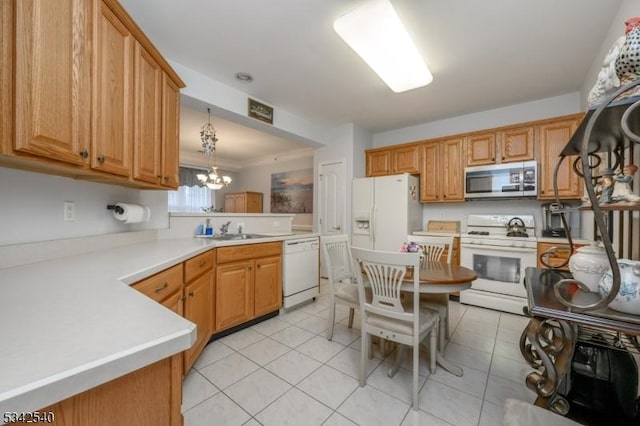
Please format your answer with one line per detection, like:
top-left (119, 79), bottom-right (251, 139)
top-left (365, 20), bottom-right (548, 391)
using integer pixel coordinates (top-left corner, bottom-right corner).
top-left (107, 204), bottom-right (124, 215)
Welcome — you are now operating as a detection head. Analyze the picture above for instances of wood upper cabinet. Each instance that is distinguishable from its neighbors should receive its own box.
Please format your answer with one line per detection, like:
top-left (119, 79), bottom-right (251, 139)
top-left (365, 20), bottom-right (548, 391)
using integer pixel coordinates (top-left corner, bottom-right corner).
top-left (132, 42), bottom-right (162, 185)
top-left (420, 138), bottom-right (464, 203)
top-left (13, 0), bottom-right (92, 166)
top-left (498, 126), bottom-right (534, 163)
top-left (465, 133), bottom-right (496, 166)
top-left (254, 256), bottom-right (282, 317)
top-left (366, 144), bottom-right (420, 177)
top-left (93, 1), bottom-right (133, 177)
top-left (161, 74), bottom-right (180, 188)
top-left (2, 0), bottom-right (184, 188)
top-left (466, 126), bottom-right (534, 166)
top-left (224, 192), bottom-right (263, 213)
top-left (538, 115), bottom-right (584, 200)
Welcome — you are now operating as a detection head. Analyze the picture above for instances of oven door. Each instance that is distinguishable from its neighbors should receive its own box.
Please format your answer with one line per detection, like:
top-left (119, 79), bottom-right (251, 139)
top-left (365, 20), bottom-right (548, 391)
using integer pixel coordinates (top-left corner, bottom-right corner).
top-left (460, 243), bottom-right (536, 297)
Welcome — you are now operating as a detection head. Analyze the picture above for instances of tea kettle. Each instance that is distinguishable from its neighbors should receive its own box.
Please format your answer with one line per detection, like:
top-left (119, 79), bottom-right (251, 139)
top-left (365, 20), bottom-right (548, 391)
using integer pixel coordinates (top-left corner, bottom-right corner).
top-left (506, 217), bottom-right (528, 237)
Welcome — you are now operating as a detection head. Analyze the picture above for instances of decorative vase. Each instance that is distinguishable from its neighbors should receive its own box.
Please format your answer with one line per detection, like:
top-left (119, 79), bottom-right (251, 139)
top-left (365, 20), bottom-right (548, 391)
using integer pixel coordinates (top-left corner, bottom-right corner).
top-left (598, 259), bottom-right (640, 315)
top-left (568, 242), bottom-right (610, 292)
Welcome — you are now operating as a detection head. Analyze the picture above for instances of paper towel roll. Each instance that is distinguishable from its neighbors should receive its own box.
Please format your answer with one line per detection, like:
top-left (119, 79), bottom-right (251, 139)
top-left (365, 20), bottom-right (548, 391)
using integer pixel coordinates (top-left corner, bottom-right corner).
top-left (113, 203), bottom-right (151, 224)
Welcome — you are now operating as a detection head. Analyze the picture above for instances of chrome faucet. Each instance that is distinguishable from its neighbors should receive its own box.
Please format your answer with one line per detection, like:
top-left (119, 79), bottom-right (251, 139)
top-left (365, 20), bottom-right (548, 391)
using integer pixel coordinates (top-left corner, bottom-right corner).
top-left (219, 221), bottom-right (231, 235)
top-left (237, 224), bottom-right (243, 234)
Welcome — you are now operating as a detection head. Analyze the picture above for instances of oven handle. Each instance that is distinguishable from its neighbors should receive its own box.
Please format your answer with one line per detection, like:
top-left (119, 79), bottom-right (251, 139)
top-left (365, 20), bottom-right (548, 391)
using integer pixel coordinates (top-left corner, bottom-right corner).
top-left (460, 243), bottom-right (536, 253)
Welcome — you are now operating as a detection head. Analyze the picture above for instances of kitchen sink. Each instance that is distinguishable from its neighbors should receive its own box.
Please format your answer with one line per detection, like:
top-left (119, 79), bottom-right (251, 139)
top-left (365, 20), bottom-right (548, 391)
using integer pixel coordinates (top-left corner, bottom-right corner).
top-left (205, 233), bottom-right (270, 241)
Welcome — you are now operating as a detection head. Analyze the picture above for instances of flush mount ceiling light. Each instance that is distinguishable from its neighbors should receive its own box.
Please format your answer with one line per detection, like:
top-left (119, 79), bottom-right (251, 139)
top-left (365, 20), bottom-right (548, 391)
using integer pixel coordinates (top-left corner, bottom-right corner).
top-left (333, 0), bottom-right (432, 93)
top-left (235, 72), bottom-right (254, 83)
top-left (196, 108), bottom-right (232, 190)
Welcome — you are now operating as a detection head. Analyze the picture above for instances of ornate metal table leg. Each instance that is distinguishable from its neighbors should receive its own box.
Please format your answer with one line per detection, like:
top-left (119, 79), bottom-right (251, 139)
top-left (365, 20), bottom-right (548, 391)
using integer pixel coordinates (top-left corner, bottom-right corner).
top-left (519, 317), bottom-right (577, 415)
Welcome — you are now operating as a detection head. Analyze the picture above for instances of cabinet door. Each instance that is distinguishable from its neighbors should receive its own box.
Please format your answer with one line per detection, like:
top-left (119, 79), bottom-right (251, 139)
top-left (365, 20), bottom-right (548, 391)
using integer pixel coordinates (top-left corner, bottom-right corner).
top-left (466, 133), bottom-right (496, 166)
top-left (393, 145), bottom-right (420, 174)
top-left (215, 261), bottom-right (253, 331)
top-left (441, 138), bottom-right (464, 201)
top-left (366, 149), bottom-right (392, 176)
top-left (132, 42), bottom-right (162, 185)
top-left (93, 2), bottom-right (133, 176)
top-left (161, 290), bottom-right (184, 317)
top-left (14, 0), bottom-right (92, 165)
top-left (184, 271), bottom-right (213, 373)
top-left (420, 142), bottom-right (439, 202)
top-left (498, 126), bottom-right (534, 163)
top-left (161, 74), bottom-right (180, 188)
top-left (254, 256), bottom-right (282, 317)
top-left (538, 118), bottom-right (582, 200)
top-left (246, 193), bottom-right (263, 213)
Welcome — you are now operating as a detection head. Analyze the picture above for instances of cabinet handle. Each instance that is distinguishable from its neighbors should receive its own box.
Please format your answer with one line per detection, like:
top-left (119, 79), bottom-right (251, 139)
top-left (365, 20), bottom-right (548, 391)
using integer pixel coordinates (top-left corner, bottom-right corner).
top-left (163, 176), bottom-right (169, 180)
top-left (257, 264), bottom-right (261, 268)
top-left (97, 155), bottom-right (106, 164)
top-left (491, 157), bottom-right (495, 161)
top-left (501, 156), bottom-right (505, 161)
top-left (181, 296), bottom-right (187, 302)
top-left (248, 266), bottom-right (252, 271)
top-left (188, 291), bottom-right (194, 297)
top-left (199, 260), bottom-right (206, 267)
top-left (154, 282), bottom-right (169, 293)
top-left (540, 190), bottom-right (545, 194)
top-left (157, 175), bottom-right (162, 179)
top-left (443, 194), bottom-right (447, 198)
top-left (79, 149), bottom-right (89, 159)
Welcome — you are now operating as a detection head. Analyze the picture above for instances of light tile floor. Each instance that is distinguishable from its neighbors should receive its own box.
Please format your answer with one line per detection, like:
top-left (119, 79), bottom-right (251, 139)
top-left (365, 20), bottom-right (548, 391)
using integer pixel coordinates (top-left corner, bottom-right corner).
top-left (182, 280), bottom-right (539, 426)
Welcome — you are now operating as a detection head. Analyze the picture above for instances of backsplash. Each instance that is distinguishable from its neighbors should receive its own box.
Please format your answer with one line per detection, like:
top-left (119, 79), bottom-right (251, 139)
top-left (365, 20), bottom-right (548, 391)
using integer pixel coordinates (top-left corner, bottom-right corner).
top-left (0, 168), bottom-right (169, 246)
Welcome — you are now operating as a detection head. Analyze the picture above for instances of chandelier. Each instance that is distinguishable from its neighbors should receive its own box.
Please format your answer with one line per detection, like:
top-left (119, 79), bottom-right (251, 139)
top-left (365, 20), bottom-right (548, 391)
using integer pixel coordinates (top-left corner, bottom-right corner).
top-left (196, 108), bottom-right (232, 190)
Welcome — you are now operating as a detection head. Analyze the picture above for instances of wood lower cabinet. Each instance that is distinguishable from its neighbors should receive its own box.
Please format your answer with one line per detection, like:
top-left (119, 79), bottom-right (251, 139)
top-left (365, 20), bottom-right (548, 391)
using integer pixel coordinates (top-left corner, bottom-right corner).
top-left (183, 270), bottom-right (213, 373)
top-left (538, 115), bottom-right (584, 200)
top-left (42, 356), bottom-right (182, 426)
top-left (215, 242), bottom-right (282, 332)
top-left (537, 241), bottom-right (585, 271)
top-left (224, 192), bottom-right (263, 213)
top-left (254, 256), bottom-right (283, 317)
top-left (420, 138), bottom-right (464, 202)
top-left (215, 260), bottom-right (254, 330)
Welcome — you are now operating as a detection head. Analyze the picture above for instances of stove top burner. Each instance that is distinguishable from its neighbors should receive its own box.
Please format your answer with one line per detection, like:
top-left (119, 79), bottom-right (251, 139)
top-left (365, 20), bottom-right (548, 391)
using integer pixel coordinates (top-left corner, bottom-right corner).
top-left (468, 231), bottom-right (490, 235)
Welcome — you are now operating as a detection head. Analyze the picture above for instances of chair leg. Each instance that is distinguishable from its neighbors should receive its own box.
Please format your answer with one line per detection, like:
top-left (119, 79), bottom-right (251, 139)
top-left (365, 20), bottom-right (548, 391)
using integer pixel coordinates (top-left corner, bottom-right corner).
top-left (327, 303), bottom-right (336, 341)
top-left (413, 342), bottom-right (419, 411)
top-left (388, 344), bottom-right (405, 378)
top-left (348, 308), bottom-right (355, 328)
top-left (360, 331), bottom-right (367, 387)
top-left (438, 316), bottom-right (446, 351)
top-left (430, 320), bottom-right (438, 374)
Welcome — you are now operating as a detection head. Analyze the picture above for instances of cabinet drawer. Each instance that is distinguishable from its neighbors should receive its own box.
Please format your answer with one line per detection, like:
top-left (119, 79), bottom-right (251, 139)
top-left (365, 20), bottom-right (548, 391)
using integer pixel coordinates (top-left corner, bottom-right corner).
top-left (184, 250), bottom-right (215, 283)
top-left (217, 242), bottom-right (282, 264)
top-left (133, 264), bottom-right (184, 303)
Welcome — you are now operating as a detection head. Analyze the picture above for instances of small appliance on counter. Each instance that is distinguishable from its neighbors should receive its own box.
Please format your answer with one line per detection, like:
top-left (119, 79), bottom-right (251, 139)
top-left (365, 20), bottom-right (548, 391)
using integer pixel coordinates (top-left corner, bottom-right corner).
top-left (541, 202), bottom-right (568, 238)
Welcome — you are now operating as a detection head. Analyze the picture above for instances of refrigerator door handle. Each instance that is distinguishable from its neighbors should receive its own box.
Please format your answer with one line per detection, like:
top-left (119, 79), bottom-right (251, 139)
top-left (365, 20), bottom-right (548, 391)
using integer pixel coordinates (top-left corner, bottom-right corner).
top-left (370, 207), bottom-right (375, 244)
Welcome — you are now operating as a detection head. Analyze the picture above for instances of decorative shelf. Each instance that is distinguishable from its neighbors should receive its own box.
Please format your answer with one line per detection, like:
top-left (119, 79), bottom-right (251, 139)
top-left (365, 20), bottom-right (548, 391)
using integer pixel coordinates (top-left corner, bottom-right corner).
top-left (561, 94), bottom-right (640, 157)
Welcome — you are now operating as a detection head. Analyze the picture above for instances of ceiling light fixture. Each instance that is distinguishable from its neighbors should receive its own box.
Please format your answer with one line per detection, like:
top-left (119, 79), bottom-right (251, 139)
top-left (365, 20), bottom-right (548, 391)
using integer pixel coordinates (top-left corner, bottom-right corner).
top-left (235, 72), bottom-right (254, 83)
top-left (333, 0), bottom-right (432, 93)
top-left (196, 108), bottom-right (232, 190)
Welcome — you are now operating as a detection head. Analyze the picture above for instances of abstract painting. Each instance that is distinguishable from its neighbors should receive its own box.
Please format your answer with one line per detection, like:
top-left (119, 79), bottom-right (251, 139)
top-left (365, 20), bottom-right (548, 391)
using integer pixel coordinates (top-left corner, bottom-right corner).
top-left (271, 169), bottom-right (313, 213)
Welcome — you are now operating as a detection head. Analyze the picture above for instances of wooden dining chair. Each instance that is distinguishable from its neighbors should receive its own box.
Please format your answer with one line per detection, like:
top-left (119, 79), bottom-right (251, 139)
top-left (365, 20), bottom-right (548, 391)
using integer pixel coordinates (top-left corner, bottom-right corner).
top-left (351, 247), bottom-right (438, 411)
top-left (320, 234), bottom-right (360, 341)
top-left (407, 234), bottom-right (454, 351)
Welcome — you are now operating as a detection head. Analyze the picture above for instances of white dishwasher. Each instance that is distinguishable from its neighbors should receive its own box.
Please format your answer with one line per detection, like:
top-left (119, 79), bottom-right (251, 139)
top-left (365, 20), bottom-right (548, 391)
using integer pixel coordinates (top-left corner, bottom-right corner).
top-left (283, 237), bottom-right (319, 309)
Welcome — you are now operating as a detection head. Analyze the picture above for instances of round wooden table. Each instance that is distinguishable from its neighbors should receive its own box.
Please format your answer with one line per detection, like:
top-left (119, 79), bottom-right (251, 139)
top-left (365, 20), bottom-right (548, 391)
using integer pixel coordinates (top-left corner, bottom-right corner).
top-left (395, 261), bottom-right (477, 377)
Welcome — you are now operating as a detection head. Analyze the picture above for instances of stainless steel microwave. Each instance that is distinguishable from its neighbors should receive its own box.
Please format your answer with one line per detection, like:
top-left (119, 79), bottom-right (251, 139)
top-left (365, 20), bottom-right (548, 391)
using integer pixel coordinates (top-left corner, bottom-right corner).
top-left (464, 160), bottom-right (537, 199)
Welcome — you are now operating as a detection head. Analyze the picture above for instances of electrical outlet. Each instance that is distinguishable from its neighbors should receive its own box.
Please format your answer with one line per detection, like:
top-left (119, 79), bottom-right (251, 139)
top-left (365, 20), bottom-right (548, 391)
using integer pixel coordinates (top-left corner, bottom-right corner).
top-left (63, 201), bottom-right (76, 222)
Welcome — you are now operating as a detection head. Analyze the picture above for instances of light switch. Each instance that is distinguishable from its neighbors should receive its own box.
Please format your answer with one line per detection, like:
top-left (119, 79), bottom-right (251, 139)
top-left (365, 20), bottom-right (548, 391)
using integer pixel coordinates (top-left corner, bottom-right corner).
top-left (63, 201), bottom-right (76, 222)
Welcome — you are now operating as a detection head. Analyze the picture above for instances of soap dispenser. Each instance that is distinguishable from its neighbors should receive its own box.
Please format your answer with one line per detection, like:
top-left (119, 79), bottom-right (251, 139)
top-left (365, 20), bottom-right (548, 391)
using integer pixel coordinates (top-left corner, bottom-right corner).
top-left (205, 219), bottom-right (213, 235)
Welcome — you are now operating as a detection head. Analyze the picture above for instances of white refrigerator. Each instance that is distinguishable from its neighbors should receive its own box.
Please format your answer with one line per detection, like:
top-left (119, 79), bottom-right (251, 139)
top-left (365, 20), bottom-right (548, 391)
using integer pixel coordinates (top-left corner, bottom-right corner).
top-left (351, 174), bottom-right (422, 251)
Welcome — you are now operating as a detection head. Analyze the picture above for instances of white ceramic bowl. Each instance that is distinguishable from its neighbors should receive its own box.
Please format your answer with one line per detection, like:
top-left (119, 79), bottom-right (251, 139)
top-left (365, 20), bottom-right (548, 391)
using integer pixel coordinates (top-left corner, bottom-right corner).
top-left (598, 259), bottom-right (640, 315)
top-left (568, 242), bottom-right (609, 292)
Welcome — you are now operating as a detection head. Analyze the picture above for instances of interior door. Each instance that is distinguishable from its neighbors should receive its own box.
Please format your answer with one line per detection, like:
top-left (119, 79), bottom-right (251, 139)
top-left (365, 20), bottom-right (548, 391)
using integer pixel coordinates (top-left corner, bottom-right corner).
top-left (318, 161), bottom-right (345, 276)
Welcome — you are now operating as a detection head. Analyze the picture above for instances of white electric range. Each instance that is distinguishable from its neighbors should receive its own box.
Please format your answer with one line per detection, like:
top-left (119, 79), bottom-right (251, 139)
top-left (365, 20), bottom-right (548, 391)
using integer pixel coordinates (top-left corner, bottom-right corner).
top-left (459, 214), bottom-right (537, 315)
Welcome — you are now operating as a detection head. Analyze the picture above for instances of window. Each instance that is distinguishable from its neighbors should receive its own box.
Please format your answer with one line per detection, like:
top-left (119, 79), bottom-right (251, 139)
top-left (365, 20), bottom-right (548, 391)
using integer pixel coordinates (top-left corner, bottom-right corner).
top-left (168, 167), bottom-right (214, 212)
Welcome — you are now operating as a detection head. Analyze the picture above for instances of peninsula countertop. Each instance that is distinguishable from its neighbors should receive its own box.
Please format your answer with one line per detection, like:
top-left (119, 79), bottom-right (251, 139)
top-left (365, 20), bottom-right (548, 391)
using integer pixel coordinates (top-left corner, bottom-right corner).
top-left (0, 233), bottom-right (317, 416)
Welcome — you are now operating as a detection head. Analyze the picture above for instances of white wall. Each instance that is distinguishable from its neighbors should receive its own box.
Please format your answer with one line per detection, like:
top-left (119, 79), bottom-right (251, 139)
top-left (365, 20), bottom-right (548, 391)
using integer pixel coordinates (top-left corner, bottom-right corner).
top-left (231, 154), bottom-right (314, 229)
top-left (581, 0), bottom-right (638, 107)
top-left (0, 168), bottom-right (169, 246)
top-left (373, 92), bottom-right (582, 147)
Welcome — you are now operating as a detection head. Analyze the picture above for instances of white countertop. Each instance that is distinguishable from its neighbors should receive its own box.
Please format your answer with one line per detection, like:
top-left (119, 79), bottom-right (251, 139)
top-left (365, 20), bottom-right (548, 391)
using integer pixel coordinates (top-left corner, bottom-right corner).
top-left (0, 233), bottom-right (317, 415)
